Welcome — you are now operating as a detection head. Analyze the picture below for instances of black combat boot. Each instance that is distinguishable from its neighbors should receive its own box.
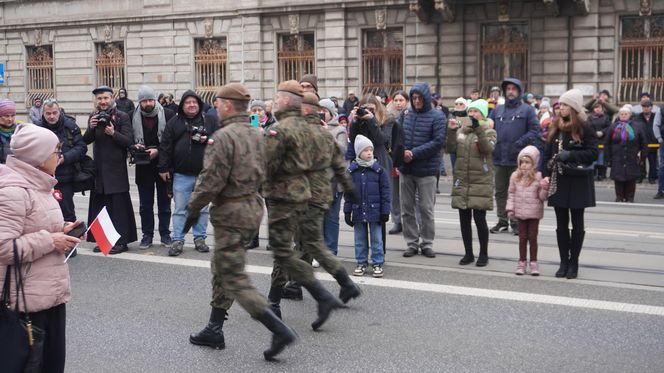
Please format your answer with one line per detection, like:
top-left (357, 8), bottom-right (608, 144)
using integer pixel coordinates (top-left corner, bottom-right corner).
top-left (555, 229), bottom-right (571, 278)
top-left (256, 308), bottom-right (297, 361)
top-left (281, 281), bottom-right (303, 300)
top-left (567, 230), bottom-right (585, 279)
top-left (303, 280), bottom-right (345, 330)
top-left (332, 267), bottom-right (361, 303)
top-left (245, 234), bottom-right (259, 249)
top-left (267, 286), bottom-right (282, 319)
top-left (189, 307), bottom-right (226, 349)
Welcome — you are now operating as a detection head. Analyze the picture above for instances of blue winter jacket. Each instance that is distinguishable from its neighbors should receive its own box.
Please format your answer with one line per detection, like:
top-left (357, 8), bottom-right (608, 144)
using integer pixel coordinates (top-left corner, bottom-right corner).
top-left (488, 78), bottom-right (541, 167)
top-left (343, 161), bottom-right (391, 223)
top-left (39, 113), bottom-right (88, 184)
top-left (398, 82), bottom-right (446, 177)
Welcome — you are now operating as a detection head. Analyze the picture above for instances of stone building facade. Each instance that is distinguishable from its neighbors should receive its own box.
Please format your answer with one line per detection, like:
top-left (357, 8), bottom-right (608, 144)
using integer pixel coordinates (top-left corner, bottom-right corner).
top-left (0, 0), bottom-right (662, 123)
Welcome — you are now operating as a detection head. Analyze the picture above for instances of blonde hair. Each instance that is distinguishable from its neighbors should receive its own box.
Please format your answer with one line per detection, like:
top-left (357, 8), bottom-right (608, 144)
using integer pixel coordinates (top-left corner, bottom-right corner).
top-left (359, 94), bottom-right (388, 125)
top-left (513, 155), bottom-right (537, 186)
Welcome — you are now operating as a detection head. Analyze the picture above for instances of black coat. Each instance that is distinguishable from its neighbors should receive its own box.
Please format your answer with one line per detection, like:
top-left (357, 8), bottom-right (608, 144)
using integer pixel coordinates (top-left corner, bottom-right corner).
top-left (542, 122), bottom-right (599, 209)
top-left (116, 97), bottom-right (135, 114)
top-left (588, 113), bottom-right (611, 143)
top-left (605, 120), bottom-right (648, 182)
top-left (129, 107), bottom-right (175, 185)
top-left (632, 112), bottom-right (658, 145)
top-left (83, 108), bottom-right (134, 194)
top-left (39, 114), bottom-right (87, 184)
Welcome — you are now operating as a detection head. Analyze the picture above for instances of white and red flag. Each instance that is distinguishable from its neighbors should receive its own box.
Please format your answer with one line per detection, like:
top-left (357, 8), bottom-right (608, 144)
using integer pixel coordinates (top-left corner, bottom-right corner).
top-left (89, 207), bottom-right (120, 256)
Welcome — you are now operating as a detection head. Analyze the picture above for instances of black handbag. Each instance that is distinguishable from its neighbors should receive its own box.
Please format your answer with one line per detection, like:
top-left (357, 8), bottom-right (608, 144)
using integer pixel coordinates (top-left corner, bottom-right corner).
top-left (559, 161), bottom-right (594, 176)
top-left (0, 240), bottom-right (45, 373)
top-left (66, 129), bottom-right (96, 193)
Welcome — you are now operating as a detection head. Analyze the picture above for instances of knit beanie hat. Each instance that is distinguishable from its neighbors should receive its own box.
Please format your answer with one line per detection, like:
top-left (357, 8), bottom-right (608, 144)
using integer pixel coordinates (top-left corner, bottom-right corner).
top-left (558, 89), bottom-right (584, 114)
top-left (299, 74), bottom-right (318, 92)
top-left (467, 99), bottom-right (489, 119)
top-left (454, 97), bottom-right (467, 106)
top-left (137, 85), bottom-right (156, 102)
top-left (10, 123), bottom-right (60, 166)
top-left (250, 99), bottom-right (267, 111)
top-left (354, 134), bottom-right (373, 156)
top-left (0, 99), bottom-right (17, 116)
top-left (319, 98), bottom-right (337, 116)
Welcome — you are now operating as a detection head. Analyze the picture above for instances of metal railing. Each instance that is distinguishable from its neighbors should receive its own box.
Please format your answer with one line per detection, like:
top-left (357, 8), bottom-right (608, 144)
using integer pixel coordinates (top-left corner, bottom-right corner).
top-left (95, 44), bottom-right (125, 96)
top-left (277, 50), bottom-right (314, 83)
top-left (361, 47), bottom-right (403, 97)
top-left (618, 39), bottom-right (664, 103)
top-left (195, 53), bottom-right (227, 104)
top-left (26, 47), bottom-right (55, 106)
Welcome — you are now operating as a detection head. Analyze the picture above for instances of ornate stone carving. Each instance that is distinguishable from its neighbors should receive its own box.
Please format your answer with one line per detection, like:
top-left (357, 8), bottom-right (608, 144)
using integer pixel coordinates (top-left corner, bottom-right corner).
top-left (542, 0), bottom-right (559, 16)
top-left (288, 14), bottom-right (299, 35)
top-left (574, 0), bottom-right (590, 16)
top-left (375, 9), bottom-right (387, 30)
top-left (640, 0), bottom-right (652, 17)
top-left (203, 18), bottom-right (213, 39)
top-left (34, 29), bottom-right (42, 46)
top-left (498, 0), bottom-right (509, 22)
top-left (409, 1), bottom-right (420, 13)
top-left (103, 25), bottom-right (112, 43)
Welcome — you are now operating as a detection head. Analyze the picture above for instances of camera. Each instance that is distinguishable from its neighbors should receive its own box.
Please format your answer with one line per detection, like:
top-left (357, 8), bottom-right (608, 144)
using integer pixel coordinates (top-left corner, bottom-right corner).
top-left (356, 106), bottom-right (368, 117)
top-left (96, 111), bottom-right (111, 127)
top-left (129, 146), bottom-right (151, 165)
top-left (191, 125), bottom-right (208, 143)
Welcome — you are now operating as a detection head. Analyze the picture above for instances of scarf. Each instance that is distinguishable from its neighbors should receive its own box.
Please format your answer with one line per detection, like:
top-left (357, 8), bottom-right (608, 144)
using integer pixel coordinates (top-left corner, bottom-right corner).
top-left (611, 121), bottom-right (635, 144)
top-left (0, 124), bottom-right (16, 143)
top-left (355, 157), bottom-right (376, 168)
top-left (132, 102), bottom-right (166, 144)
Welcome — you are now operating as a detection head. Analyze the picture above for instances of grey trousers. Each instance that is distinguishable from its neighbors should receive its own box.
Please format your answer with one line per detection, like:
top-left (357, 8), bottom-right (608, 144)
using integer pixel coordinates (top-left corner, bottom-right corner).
top-left (400, 173), bottom-right (437, 250)
top-left (495, 165), bottom-right (517, 227)
top-left (391, 175), bottom-right (401, 224)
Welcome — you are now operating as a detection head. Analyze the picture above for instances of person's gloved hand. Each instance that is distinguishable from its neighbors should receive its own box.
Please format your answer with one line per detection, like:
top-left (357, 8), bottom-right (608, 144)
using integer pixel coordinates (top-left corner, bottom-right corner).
top-left (557, 150), bottom-right (571, 162)
top-left (380, 214), bottom-right (390, 223)
top-left (344, 213), bottom-right (354, 227)
top-left (471, 117), bottom-right (480, 129)
top-left (183, 209), bottom-right (200, 235)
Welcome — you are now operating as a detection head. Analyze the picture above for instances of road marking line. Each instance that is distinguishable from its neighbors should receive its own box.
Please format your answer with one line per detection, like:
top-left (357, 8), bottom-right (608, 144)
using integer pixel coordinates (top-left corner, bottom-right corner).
top-left (77, 250), bottom-right (664, 317)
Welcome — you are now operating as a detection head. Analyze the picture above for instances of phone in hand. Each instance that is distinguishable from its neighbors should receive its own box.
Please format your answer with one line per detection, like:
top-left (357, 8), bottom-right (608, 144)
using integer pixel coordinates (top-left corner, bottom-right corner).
top-left (319, 112), bottom-right (326, 121)
top-left (250, 114), bottom-right (260, 128)
top-left (67, 222), bottom-right (87, 238)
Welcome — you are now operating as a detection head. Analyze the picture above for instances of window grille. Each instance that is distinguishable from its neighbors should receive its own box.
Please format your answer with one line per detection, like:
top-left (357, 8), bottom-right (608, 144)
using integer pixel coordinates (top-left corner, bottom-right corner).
top-left (619, 15), bottom-right (664, 103)
top-left (480, 23), bottom-right (528, 97)
top-left (26, 46), bottom-right (55, 106)
top-left (362, 28), bottom-right (403, 98)
top-left (95, 43), bottom-right (125, 97)
top-left (277, 33), bottom-right (315, 83)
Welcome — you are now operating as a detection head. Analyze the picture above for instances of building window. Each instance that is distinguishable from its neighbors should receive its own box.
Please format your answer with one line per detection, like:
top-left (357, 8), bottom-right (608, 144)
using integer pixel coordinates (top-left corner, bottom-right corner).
top-left (195, 38), bottom-right (228, 104)
top-left (95, 43), bottom-right (125, 96)
top-left (480, 23), bottom-right (528, 97)
top-left (619, 15), bottom-right (664, 103)
top-left (26, 45), bottom-right (55, 106)
top-left (362, 28), bottom-right (403, 97)
top-left (277, 33), bottom-right (315, 83)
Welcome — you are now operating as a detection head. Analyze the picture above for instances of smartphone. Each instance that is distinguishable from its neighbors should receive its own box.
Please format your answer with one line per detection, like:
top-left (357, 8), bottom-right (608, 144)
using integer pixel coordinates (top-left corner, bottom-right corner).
top-left (67, 222), bottom-right (87, 238)
top-left (250, 114), bottom-right (260, 128)
top-left (319, 112), bottom-right (326, 121)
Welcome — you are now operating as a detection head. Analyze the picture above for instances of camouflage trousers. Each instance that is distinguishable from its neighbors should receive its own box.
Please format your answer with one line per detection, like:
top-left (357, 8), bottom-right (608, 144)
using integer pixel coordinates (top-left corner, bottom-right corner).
top-left (210, 226), bottom-right (268, 319)
top-left (267, 201), bottom-right (316, 288)
top-left (291, 204), bottom-right (342, 276)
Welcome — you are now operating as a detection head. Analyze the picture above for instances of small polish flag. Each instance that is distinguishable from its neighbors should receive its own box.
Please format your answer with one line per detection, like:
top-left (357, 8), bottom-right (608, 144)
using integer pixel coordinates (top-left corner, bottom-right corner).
top-left (89, 207), bottom-right (120, 256)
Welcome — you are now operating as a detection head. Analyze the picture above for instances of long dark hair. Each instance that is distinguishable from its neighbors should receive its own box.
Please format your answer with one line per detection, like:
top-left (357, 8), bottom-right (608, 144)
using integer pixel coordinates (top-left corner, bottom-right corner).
top-left (547, 108), bottom-right (586, 143)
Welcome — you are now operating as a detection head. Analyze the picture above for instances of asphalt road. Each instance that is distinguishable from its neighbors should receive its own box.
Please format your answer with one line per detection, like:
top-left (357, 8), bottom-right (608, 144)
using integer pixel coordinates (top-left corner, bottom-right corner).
top-left (59, 166), bottom-right (664, 372)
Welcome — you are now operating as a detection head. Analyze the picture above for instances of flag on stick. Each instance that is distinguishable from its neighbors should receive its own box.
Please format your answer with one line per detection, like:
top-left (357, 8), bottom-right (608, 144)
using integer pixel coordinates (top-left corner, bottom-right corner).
top-left (88, 206), bottom-right (120, 256)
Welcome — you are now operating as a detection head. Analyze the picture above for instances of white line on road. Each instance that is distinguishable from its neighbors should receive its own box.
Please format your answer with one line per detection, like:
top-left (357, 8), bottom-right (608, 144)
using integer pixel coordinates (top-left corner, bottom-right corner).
top-left (77, 249), bottom-right (664, 317)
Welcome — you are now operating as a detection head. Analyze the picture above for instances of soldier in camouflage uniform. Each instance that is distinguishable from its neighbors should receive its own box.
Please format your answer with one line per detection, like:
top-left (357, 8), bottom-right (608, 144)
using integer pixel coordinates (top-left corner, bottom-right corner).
top-left (185, 83), bottom-right (296, 361)
top-left (265, 80), bottom-right (344, 330)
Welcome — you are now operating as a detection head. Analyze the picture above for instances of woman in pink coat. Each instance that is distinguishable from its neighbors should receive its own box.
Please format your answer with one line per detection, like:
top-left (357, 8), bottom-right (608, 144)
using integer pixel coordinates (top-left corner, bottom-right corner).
top-left (506, 145), bottom-right (550, 275)
top-left (0, 123), bottom-right (83, 373)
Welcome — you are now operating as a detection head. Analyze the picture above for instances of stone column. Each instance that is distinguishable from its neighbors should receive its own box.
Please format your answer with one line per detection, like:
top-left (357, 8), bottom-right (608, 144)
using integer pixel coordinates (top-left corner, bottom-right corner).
top-left (318, 10), bottom-right (347, 99)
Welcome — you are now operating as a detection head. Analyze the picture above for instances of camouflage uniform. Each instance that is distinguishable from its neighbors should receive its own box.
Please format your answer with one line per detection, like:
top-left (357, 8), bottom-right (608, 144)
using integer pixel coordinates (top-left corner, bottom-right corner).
top-left (264, 107), bottom-right (318, 288)
top-left (188, 113), bottom-right (267, 318)
top-left (288, 114), bottom-right (354, 278)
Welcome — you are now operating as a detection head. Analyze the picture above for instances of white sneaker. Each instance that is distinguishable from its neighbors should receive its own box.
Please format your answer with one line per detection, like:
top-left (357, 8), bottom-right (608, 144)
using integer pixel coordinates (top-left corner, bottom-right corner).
top-left (353, 265), bottom-right (366, 276)
top-left (312, 259), bottom-right (320, 268)
top-left (372, 265), bottom-right (384, 278)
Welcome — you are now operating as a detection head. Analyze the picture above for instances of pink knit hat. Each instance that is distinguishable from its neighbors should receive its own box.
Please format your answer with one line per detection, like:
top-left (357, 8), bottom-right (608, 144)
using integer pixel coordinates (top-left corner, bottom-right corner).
top-left (10, 123), bottom-right (60, 166)
top-left (0, 99), bottom-right (17, 116)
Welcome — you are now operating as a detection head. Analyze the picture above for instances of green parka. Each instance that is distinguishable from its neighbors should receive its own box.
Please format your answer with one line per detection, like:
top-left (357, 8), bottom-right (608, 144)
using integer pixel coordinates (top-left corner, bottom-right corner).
top-left (447, 117), bottom-right (497, 210)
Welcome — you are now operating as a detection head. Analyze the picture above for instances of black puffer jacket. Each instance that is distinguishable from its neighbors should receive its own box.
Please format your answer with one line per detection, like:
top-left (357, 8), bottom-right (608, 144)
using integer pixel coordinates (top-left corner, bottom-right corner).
top-left (158, 90), bottom-right (219, 176)
top-left (39, 113), bottom-right (87, 184)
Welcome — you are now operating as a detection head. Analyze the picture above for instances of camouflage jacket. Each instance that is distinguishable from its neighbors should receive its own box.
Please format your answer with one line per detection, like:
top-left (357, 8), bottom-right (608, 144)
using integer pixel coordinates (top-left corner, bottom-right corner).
top-left (188, 114), bottom-right (265, 229)
top-left (263, 108), bottom-right (314, 203)
top-left (303, 114), bottom-right (354, 208)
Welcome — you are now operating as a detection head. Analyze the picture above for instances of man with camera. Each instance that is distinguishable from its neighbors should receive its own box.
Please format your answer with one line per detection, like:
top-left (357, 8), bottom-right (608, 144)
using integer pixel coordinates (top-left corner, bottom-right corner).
top-left (84, 86), bottom-right (137, 254)
top-left (130, 85), bottom-right (176, 250)
top-left (158, 90), bottom-right (218, 256)
top-left (38, 98), bottom-right (88, 223)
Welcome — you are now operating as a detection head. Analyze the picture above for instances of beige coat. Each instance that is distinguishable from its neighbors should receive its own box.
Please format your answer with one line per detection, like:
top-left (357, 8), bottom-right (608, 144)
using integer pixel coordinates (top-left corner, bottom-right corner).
top-left (0, 156), bottom-right (70, 313)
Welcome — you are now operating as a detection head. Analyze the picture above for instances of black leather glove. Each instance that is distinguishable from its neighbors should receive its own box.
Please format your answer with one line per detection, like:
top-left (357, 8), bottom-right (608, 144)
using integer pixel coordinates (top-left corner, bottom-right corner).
top-left (380, 214), bottom-right (390, 223)
top-left (470, 117), bottom-right (480, 129)
top-left (557, 150), bottom-right (571, 162)
top-left (344, 213), bottom-right (354, 227)
top-left (182, 210), bottom-right (200, 235)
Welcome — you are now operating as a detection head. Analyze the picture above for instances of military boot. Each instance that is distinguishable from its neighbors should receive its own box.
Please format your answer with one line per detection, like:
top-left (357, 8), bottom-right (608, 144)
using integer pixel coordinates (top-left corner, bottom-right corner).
top-left (256, 308), bottom-right (297, 361)
top-left (567, 230), bottom-right (585, 279)
top-left (267, 286), bottom-right (282, 319)
top-left (303, 280), bottom-right (345, 331)
top-left (555, 229), bottom-right (571, 278)
top-left (281, 281), bottom-right (303, 300)
top-left (332, 267), bottom-right (361, 304)
top-left (189, 307), bottom-right (226, 349)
